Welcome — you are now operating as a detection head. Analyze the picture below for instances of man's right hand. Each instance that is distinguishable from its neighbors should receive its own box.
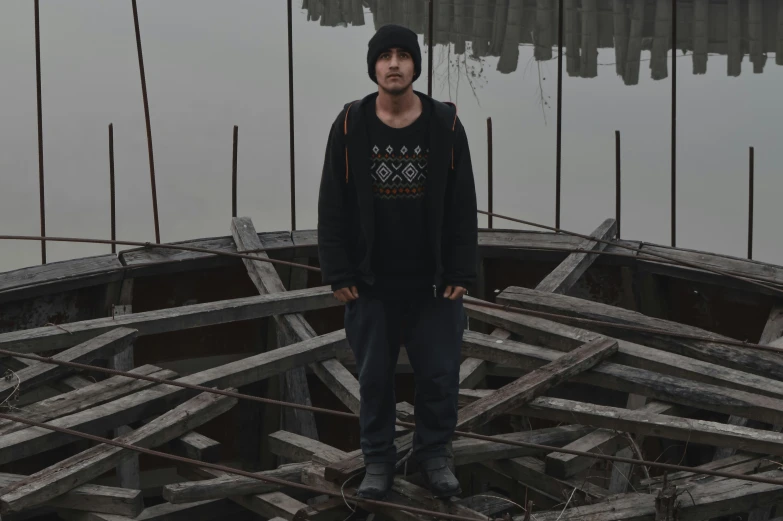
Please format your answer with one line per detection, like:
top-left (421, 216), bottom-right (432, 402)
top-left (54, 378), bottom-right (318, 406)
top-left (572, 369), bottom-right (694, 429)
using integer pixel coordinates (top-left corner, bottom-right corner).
top-left (333, 286), bottom-right (359, 303)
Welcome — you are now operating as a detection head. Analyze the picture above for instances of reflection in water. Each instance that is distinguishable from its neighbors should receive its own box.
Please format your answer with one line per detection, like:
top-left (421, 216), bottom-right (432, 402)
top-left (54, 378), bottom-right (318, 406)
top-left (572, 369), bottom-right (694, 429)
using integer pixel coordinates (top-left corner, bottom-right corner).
top-left (303, 0), bottom-right (783, 85)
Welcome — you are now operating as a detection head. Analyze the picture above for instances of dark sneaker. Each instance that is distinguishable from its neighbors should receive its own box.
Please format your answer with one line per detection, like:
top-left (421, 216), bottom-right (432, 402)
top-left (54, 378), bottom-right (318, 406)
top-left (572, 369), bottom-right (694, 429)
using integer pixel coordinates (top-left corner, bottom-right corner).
top-left (356, 462), bottom-right (395, 500)
top-left (419, 457), bottom-right (461, 498)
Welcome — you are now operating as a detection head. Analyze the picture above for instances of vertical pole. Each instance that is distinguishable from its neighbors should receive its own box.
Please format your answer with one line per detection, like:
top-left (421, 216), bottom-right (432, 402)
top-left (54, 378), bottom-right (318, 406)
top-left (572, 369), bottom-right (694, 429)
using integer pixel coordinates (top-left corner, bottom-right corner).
top-left (131, 0), bottom-right (160, 244)
top-left (556, 0), bottom-right (564, 230)
top-left (671, 0), bottom-right (677, 247)
top-left (428, 0), bottom-right (434, 97)
top-left (616, 130), bottom-right (621, 239)
top-left (487, 117), bottom-right (493, 229)
top-left (748, 146), bottom-right (754, 260)
top-left (288, 0), bottom-right (296, 231)
top-left (232, 125), bottom-right (239, 219)
top-left (34, 0), bottom-right (46, 264)
top-left (109, 124), bottom-right (116, 254)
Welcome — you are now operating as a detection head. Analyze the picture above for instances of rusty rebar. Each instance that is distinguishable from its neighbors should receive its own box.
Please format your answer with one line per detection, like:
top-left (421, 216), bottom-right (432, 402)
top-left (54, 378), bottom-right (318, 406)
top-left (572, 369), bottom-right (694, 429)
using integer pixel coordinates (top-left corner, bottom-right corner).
top-left (428, 0), bottom-right (434, 97)
top-left (2, 351), bottom-right (783, 489)
top-left (232, 125), bottom-right (238, 218)
top-left (671, 0), bottom-right (677, 247)
top-left (34, 0), bottom-right (46, 265)
top-left (132, 0), bottom-right (160, 244)
top-left (556, 0), bottom-right (564, 230)
top-left (748, 146), bottom-right (754, 260)
top-left (109, 124), bottom-right (116, 254)
top-left (487, 117), bottom-right (493, 229)
top-left (288, 0), bottom-right (296, 231)
top-left (616, 130), bottom-right (621, 238)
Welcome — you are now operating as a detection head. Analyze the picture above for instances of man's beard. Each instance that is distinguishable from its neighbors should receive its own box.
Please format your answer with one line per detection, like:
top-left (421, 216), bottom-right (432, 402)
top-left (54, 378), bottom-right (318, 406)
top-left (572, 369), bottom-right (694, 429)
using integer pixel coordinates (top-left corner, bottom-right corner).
top-left (381, 78), bottom-right (411, 96)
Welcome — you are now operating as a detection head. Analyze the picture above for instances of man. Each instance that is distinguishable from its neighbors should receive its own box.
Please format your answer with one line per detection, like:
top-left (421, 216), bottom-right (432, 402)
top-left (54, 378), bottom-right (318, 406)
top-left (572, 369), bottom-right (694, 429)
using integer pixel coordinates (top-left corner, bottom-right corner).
top-left (317, 24), bottom-right (477, 500)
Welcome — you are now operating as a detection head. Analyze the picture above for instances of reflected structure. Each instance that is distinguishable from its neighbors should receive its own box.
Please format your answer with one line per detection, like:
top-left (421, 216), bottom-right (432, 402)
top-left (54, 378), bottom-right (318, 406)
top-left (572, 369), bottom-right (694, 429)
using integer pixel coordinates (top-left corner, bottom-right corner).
top-left (302, 0), bottom-right (783, 85)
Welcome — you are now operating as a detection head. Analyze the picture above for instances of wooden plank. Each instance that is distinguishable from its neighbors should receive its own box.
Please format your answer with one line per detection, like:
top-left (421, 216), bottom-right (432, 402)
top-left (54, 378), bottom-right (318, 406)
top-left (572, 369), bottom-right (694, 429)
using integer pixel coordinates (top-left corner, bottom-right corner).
top-left (463, 299), bottom-right (783, 402)
top-left (233, 217), bottom-right (358, 431)
top-left (57, 498), bottom-right (245, 521)
top-left (494, 286), bottom-right (783, 381)
top-left (162, 463), bottom-right (306, 504)
top-left (0, 472), bottom-right (142, 517)
top-left (456, 338), bottom-right (618, 431)
top-left (535, 219), bottom-right (617, 294)
top-left (0, 285), bottom-right (338, 354)
top-left (512, 396), bottom-right (783, 458)
top-left (267, 430), bottom-right (348, 464)
top-left (460, 330), bottom-right (783, 427)
top-left (458, 357), bottom-right (488, 389)
top-left (0, 329), bottom-right (345, 467)
top-left (0, 254), bottom-right (124, 304)
top-left (639, 453), bottom-right (759, 488)
top-left (546, 400), bottom-right (677, 478)
top-left (0, 390), bottom-right (237, 514)
top-left (168, 432), bottom-right (222, 463)
top-left (0, 328), bottom-right (137, 401)
top-left (532, 469), bottom-right (783, 521)
top-left (0, 365), bottom-right (176, 437)
top-left (109, 292), bottom-right (139, 490)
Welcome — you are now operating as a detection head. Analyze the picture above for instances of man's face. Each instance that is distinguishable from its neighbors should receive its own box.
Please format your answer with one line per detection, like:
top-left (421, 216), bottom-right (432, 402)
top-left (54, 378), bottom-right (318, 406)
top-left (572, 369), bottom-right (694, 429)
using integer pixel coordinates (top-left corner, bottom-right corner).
top-left (375, 47), bottom-right (415, 95)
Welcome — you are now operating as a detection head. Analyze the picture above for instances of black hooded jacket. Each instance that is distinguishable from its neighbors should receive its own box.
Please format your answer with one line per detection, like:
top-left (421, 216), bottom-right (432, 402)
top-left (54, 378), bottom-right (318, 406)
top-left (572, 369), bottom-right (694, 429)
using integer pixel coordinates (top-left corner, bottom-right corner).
top-left (317, 91), bottom-right (478, 293)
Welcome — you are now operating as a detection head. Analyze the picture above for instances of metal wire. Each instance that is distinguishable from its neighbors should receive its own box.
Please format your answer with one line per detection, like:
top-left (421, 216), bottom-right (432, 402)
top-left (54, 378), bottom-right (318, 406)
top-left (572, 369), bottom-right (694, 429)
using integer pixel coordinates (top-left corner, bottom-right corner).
top-left (1, 345), bottom-right (783, 488)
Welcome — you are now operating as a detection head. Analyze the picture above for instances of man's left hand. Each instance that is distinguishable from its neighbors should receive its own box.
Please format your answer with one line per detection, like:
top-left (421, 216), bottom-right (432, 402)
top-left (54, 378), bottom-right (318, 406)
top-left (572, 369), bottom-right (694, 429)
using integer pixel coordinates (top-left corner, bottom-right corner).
top-left (443, 285), bottom-right (467, 300)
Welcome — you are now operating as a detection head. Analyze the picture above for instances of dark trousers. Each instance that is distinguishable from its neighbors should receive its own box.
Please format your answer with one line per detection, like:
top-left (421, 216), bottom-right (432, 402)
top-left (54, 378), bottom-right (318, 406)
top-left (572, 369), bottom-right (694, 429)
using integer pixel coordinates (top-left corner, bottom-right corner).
top-left (344, 287), bottom-right (465, 465)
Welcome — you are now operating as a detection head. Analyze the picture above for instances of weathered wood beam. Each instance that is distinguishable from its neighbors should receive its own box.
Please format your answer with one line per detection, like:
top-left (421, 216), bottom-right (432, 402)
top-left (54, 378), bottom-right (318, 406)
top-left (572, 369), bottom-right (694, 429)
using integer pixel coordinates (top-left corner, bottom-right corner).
top-left (168, 431), bottom-right (222, 463)
top-left (511, 395), bottom-right (783, 458)
top-left (0, 364), bottom-right (176, 437)
top-left (0, 472), bottom-right (142, 517)
top-left (456, 337), bottom-right (618, 431)
top-left (57, 498), bottom-right (245, 521)
top-left (0, 390), bottom-right (237, 514)
top-left (535, 218), bottom-right (616, 294)
top-left (496, 286), bottom-right (783, 381)
top-left (324, 425), bottom-right (590, 483)
top-left (530, 469), bottom-right (783, 521)
top-left (108, 281), bottom-right (138, 489)
top-left (163, 463), bottom-right (306, 504)
top-left (458, 357), bottom-right (489, 389)
top-left (461, 330), bottom-right (783, 428)
top-left (267, 430), bottom-right (350, 464)
top-left (0, 285), bottom-right (339, 354)
top-left (0, 328), bottom-right (137, 401)
top-left (232, 217), bottom-right (320, 439)
top-left (463, 300), bottom-right (783, 402)
top-left (546, 400), bottom-right (678, 478)
top-left (639, 452), bottom-right (758, 488)
top-left (0, 330), bottom-right (345, 467)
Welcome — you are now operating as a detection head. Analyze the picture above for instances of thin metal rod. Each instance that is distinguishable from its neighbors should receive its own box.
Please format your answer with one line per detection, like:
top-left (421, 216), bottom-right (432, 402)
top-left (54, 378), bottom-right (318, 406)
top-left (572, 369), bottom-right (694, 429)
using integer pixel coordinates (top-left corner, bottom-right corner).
top-left (287, 0), bottom-right (296, 231)
top-left (616, 130), bottom-right (621, 238)
top-left (556, 0), bottom-right (564, 230)
top-left (34, 0), bottom-right (46, 265)
top-left (2, 354), bottom-right (783, 488)
top-left (487, 117), bottom-right (493, 229)
top-left (428, 0), bottom-right (434, 97)
top-left (748, 146), bottom-right (754, 260)
top-left (131, 0), bottom-right (160, 244)
top-left (109, 124), bottom-right (116, 254)
top-left (476, 209), bottom-right (783, 296)
top-left (232, 125), bottom-right (238, 218)
top-left (671, 0), bottom-right (677, 247)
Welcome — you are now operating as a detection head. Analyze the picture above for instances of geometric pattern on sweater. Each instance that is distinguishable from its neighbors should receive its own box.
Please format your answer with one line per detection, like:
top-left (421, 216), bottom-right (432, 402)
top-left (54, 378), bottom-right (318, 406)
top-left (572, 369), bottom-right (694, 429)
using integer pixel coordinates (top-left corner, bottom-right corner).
top-left (370, 144), bottom-right (429, 200)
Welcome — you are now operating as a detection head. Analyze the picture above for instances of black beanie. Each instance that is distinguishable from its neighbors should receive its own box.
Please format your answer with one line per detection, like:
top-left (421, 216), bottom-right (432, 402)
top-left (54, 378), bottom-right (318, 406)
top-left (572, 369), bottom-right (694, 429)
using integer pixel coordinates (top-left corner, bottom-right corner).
top-left (367, 24), bottom-right (422, 84)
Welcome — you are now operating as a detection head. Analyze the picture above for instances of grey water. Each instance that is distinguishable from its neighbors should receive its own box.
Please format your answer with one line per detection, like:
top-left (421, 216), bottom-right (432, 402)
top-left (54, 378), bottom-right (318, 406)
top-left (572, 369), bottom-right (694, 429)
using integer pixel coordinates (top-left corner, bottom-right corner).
top-left (0, 0), bottom-right (781, 273)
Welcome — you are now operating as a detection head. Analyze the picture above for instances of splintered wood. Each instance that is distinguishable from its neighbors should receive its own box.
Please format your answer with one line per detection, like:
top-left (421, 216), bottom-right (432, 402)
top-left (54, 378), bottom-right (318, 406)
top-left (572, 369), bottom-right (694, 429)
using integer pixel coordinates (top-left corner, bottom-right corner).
top-left (1, 215), bottom-right (783, 521)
